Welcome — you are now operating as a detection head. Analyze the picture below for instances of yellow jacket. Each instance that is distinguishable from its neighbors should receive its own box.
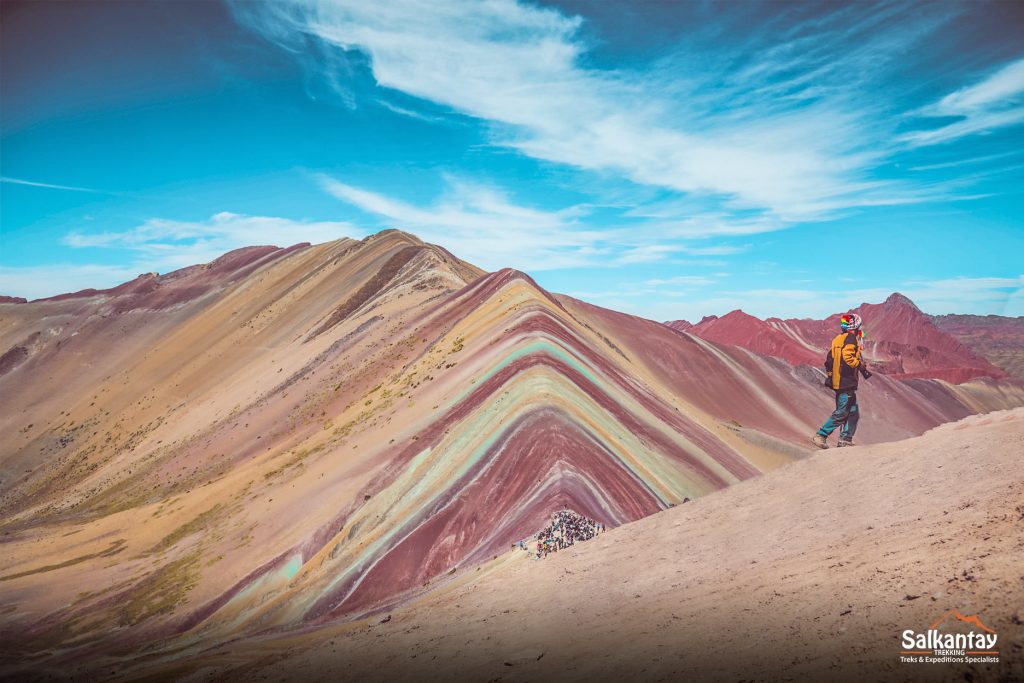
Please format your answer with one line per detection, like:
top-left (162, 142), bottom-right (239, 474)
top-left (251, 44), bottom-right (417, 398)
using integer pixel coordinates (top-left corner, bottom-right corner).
top-left (825, 332), bottom-right (861, 391)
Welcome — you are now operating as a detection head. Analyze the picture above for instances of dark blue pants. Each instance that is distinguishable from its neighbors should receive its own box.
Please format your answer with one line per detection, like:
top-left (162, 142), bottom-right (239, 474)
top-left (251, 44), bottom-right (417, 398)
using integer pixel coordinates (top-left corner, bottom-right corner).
top-left (817, 390), bottom-right (859, 440)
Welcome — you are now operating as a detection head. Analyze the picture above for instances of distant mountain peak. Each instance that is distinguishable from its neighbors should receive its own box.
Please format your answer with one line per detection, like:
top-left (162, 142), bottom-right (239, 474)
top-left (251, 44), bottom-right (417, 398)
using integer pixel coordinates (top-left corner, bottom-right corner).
top-left (882, 292), bottom-right (921, 312)
top-left (364, 228), bottom-right (423, 245)
top-left (664, 319), bottom-right (693, 332)
top-left (720, 309), bottom-right (760, 321)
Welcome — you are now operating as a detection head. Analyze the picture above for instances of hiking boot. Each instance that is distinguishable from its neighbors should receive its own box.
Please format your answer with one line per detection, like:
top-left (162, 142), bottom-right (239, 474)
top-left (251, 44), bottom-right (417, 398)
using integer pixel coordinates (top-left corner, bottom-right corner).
top-left (837, 438), bottom-right (855, 448)
top-left (811, 433), bottom-right (829, 449)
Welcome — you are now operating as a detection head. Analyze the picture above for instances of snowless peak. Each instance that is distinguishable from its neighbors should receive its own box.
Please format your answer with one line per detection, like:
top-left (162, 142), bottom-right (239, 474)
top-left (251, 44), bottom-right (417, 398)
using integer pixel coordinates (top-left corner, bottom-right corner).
top-left (364, 228), bottom-right (423, 244)
top-left (721, 309), bottom-right (760, 321)
top-left (883, 292), bottom-right (921, 312)
top-left (664, 319), bottom-right (693, 331)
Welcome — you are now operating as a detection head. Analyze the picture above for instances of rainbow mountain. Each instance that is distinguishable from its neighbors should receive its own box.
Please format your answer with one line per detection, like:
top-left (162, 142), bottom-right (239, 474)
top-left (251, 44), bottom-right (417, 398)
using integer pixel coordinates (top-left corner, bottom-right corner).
top-left (1, 230), bottom-right (1021, 675)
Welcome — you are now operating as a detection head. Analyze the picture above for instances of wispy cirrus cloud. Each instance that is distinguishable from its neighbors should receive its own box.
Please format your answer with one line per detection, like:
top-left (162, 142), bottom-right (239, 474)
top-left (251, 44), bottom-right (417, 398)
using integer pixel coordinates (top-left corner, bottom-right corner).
top-left (644, 275), bottom-right (719, 288)
top-left (1, 176), bottom-right (115, 194)
top-left (235, 0), bottom-right (974, 225)
top-left (902, 56), bottom-right (1024, 147)
top-left (909, 150), bottom-right (1022, 172)
top-left (318, 173), bottom-right (752, 271)
top-left (567, 273), bottom-right (723, 308)
top-left (616, 243), bottom-right (748, 265)
top-left (318, 174), bottom-right (615, 270)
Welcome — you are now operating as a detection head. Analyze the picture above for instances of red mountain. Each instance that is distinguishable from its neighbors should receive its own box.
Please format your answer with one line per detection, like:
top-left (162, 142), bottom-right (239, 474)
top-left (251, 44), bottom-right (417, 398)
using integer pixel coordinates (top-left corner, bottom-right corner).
top-left (670, 293), bottom-right (1007, 384)
top-left (930, 313), bottom-right (1024, 380)
top-left (670, 310), bottom-right (821, 367)
top-left (665, 319), bottom-right (694, 332)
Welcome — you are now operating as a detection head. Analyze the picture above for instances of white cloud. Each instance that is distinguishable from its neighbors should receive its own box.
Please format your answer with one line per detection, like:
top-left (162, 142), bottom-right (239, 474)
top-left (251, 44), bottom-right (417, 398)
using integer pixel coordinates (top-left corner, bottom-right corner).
top-left (894, 276), bottom-right (1023, 315)
top-left (902, 108), bottom-right (1024, 147)
top-left (909, 150), bottom-right (1022, 172)
top-left (739, 289), bottom-right (820, 301)
top-left (632, 276), bottom-right (1023, 322)
top-left (235, 0), bottom-right (957, 223)
top-left (617, 244), bottom-right (678, 265)
top-left (0, 213), bottom-right (357, 300)
top-left (62, 211), bottom-right (358, 270)
top-left (566, 274), bottom-right (722, 311)
top-left (1, 176), bottom-right (113, 194)
top-left (644, 275), bottom-right (718, 288)
top-left (0, 264), bottom-right (144, 301)
top-left (938, 58), bottom-right (1024, 112)
top-left (319, 174), bottom-right (615, 271)
top-left (902, 56), bottom-right (1024, 147)
top-left (318, 174), bottom-right (752, 272)
top-left (678, 244), bottom-right (750, 256)
top-left (819, 278), bottom-right (1024, 317)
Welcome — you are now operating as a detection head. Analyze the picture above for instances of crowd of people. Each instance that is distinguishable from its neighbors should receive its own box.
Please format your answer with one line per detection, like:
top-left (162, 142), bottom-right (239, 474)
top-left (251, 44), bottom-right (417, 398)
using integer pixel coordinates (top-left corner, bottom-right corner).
top-left (514, 509), bottom-right (604, 559)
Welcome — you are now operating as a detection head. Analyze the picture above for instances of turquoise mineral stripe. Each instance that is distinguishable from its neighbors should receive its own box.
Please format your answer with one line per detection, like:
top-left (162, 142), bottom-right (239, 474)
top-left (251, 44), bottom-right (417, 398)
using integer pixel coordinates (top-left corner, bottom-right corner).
top-left (451, 336), bottom-right (602, 405)
top-left (284, 554), bottom-right (303, 580)
top-left (223, 552), bottom-right (305, 611)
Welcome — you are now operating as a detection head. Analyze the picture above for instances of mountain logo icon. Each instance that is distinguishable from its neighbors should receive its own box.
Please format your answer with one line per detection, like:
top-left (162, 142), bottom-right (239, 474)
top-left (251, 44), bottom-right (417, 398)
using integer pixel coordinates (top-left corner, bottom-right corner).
top-left (929, 610), bottom-right (996, 634)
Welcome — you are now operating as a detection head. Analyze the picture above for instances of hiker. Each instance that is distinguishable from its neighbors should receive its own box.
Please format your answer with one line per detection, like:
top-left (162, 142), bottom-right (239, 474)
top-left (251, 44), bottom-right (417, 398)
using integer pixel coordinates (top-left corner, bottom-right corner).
top-left (812, 313), bottom-right (872, 449)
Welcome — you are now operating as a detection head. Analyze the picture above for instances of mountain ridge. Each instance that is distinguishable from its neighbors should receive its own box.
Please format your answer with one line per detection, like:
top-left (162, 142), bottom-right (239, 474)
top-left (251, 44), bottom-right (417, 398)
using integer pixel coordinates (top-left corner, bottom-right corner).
top-left (667, 293), bottom-right (1008, 384)
top-left (930, 312), bottom-right (1024, 380)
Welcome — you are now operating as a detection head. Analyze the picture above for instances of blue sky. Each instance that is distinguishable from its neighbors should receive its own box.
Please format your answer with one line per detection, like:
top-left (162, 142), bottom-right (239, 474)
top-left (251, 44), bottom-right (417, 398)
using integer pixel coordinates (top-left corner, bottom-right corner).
top-left (1, 0), bottom-right (1022, 320)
